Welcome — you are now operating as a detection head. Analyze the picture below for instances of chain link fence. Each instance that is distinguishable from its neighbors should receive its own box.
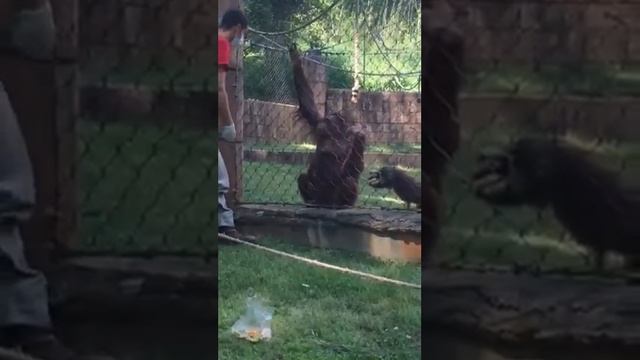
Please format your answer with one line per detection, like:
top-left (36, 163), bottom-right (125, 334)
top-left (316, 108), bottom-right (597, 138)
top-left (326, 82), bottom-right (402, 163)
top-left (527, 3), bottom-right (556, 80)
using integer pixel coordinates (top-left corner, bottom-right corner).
top-left (74, 0), bottom-right (422, 256)
top-left (428, 0), bottom-right (640, 277)
top-left (76, 0), bottom-right (218, 256)
top-left (68, 0), bottom-right (640, 277)
top-left (240, 0), bottom-right (422, 208)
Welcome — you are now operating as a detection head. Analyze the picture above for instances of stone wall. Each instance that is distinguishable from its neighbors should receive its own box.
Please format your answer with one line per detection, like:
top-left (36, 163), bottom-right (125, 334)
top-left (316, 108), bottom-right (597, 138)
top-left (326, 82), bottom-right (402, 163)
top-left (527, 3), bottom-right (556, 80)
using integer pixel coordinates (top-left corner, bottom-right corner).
top-left (242, 89), bottom-right (422, 146)
top-left (243, 99), bottom-right (304, 143)
top-left (80, 84), bottom-right (640, 143)
top-left (449, 0), bottom-right (640, 65)
top-left (326, 90), bottom-right (422, 144)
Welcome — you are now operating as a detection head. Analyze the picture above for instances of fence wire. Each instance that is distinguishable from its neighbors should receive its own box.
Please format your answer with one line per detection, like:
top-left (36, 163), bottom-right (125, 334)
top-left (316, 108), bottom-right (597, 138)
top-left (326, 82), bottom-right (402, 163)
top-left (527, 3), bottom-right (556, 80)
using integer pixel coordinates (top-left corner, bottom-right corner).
top-left (240, 0), bottom-right (422, 208)
top-left (76, 0), bottom-right (218, 256)
top-left (427, 0), bottom-right (640, 278)
top-left (64, 0), bottom-right (640, 278)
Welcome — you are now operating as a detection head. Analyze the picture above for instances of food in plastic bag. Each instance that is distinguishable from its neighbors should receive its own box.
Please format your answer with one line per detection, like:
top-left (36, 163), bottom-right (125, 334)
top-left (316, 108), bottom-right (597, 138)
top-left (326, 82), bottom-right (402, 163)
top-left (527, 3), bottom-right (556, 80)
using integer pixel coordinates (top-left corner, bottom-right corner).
top-left (231, 295), bottom-right (273, 342)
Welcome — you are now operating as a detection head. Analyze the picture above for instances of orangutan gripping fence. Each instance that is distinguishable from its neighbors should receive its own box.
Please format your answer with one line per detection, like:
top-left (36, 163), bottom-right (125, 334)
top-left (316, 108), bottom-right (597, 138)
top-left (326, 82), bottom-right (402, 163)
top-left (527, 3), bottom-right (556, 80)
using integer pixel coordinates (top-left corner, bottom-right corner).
top-left (240, 1), bottom-right (422, 209)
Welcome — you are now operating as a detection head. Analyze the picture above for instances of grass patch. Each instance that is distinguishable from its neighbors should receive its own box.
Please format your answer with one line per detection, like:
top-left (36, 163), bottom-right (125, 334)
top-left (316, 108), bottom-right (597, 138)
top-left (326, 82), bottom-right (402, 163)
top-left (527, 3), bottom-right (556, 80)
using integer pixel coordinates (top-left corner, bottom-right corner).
top-left (466, 64), bottom-right (640, 97)
top-left (218, 237), bottom-right (421, 360)
top-left (243, 161), bottom-right (418, 206)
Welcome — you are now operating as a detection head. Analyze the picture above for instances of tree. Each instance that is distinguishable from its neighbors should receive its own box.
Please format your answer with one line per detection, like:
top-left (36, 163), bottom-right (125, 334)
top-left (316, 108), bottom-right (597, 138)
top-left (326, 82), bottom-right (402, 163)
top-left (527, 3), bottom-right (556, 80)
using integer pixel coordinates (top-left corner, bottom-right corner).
top-left (244, 0), bottom-right (421, 99)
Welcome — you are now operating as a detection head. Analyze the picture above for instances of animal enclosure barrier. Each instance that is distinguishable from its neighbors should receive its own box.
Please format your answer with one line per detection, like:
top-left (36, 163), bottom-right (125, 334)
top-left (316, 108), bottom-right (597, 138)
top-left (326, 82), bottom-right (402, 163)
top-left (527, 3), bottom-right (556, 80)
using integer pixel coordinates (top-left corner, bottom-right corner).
top-left (73, 0), bottom-right (423, 254)
top-left (239, 0), bottom-right (422, 209)
top-left (421, 0), bottom-right (640, 351)
top-left (426, 0), bottom-right (640, 277)
top-left (59, 0), bottom-right (640, 284)
top-left (75, 0), bottom-right (221, 255)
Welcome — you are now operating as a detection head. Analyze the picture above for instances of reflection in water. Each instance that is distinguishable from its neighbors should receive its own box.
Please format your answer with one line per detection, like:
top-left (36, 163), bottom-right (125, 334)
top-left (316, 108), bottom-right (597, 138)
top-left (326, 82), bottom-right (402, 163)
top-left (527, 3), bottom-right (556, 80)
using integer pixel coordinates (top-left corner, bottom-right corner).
top-left (426, 330), bottom-right (638, 360)
top-left (237, 221), bottom-right (421, 263)
top-left (59, 322), bottom-right (214, 360)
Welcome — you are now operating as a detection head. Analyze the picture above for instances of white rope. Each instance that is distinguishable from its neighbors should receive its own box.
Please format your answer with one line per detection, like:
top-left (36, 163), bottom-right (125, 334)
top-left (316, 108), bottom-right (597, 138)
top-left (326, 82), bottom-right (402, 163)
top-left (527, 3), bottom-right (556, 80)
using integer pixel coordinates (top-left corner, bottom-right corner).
top-left (218, 233), bottom-right (421, 289)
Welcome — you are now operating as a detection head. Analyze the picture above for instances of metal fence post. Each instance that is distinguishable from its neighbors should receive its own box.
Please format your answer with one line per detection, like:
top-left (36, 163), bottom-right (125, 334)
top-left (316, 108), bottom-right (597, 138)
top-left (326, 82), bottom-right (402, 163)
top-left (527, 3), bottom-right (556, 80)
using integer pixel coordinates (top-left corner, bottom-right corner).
top-left (52, 0), bottom-right (79, 254)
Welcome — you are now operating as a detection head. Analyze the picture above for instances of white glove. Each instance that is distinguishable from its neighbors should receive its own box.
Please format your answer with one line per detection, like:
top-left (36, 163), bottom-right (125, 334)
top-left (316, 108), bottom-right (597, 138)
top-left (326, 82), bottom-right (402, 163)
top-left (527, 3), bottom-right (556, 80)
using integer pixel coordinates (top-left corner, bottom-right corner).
top-left (220, 124), bottom-right (236, 142)
top-left (10, 2), bottom-right (56, 60)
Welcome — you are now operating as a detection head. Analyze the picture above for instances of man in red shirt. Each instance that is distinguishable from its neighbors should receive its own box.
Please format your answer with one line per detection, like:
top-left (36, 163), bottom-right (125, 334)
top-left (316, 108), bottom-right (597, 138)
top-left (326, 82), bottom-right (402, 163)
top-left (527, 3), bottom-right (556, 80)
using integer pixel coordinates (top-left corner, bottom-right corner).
top-left (218, 9), bottom-right (247, 240)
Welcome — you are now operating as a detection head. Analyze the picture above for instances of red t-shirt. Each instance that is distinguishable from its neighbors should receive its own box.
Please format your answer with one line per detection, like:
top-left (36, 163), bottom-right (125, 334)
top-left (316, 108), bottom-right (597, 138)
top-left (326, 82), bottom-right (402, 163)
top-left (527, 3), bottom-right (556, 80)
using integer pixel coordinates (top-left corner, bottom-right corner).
top-left (218, 35), bottom-right (231, 71)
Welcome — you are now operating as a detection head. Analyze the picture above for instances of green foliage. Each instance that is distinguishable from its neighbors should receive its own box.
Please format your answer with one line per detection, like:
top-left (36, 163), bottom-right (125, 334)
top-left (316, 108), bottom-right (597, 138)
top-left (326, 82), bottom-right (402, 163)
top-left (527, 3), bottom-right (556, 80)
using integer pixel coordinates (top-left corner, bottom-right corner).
top-left (244, 0), bottom-right (421, 98)
top-left (244, 0), bottom-right (306, 33)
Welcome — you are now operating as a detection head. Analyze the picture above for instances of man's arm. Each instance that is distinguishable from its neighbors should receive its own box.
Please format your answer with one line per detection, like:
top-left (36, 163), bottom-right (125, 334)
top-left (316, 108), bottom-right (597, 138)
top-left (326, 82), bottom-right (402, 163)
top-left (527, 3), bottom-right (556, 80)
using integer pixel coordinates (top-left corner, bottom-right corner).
top-left (218, 69), bottom-right (234, 127)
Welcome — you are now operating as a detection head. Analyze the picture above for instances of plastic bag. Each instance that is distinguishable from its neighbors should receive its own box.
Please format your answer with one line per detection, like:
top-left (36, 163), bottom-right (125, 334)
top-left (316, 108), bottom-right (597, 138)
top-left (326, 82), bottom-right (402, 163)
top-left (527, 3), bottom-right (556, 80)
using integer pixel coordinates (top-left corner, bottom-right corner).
top-left (231, 294), bottom-right (273, 342)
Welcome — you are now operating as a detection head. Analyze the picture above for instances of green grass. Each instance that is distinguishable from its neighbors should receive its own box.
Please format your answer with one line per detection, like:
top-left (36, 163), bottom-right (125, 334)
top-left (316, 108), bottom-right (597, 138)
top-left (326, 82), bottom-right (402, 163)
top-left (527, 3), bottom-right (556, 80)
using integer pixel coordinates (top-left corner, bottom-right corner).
top-left (466, 64), bottom-right (640, 97)
top-left (243, 161), bottom-right (418, 206)
top-left (218, 237), bottom-right (421, 360)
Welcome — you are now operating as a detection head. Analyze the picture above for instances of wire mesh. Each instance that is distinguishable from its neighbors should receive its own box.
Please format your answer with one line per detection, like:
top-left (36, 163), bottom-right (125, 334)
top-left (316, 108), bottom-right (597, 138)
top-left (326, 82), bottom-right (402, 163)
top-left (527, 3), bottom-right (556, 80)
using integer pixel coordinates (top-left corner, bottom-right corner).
top-left (64, 0), bottom-right (640, 276)
top-left (240, 0), bottom-right (422, 208)
top-left (76, 0), bottom-right (217, 256)
top-left (427, 0), bottom-right (640, 277)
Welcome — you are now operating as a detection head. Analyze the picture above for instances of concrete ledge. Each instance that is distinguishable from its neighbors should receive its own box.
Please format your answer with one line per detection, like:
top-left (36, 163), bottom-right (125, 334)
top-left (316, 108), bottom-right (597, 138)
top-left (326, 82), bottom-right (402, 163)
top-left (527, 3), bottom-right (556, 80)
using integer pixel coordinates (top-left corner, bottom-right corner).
top-left (236, 204), bottom-right (422, 237)
top-left (49, 256), bottom-right (215, 324)
top-left (424, 269), bottom-right (640, 348)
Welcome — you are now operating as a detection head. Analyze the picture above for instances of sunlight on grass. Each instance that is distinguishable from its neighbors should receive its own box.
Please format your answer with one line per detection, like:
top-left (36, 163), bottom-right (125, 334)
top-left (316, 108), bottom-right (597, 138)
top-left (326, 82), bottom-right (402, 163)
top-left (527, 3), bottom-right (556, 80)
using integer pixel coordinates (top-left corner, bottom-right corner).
top-left (395, 164), bottom-right (416, 172)
top-left (373, 196), bottom-right (407, 206)
top-left (296, 143), bottom-right (316, 150)
top-left (248, 142), bottom-right (422, 154)
top-left (563, 132), bottom-right (640, 158)
top-left (466, 64), bottom-right (640, 96)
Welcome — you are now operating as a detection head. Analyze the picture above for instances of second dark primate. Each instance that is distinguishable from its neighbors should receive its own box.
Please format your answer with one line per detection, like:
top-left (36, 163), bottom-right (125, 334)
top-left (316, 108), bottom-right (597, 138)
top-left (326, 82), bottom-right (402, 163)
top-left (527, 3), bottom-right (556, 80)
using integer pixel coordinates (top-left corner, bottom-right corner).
top-left (368, 166), bottom-right (421, 209)
top-left (472, 136), bottom-right (640, 270)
